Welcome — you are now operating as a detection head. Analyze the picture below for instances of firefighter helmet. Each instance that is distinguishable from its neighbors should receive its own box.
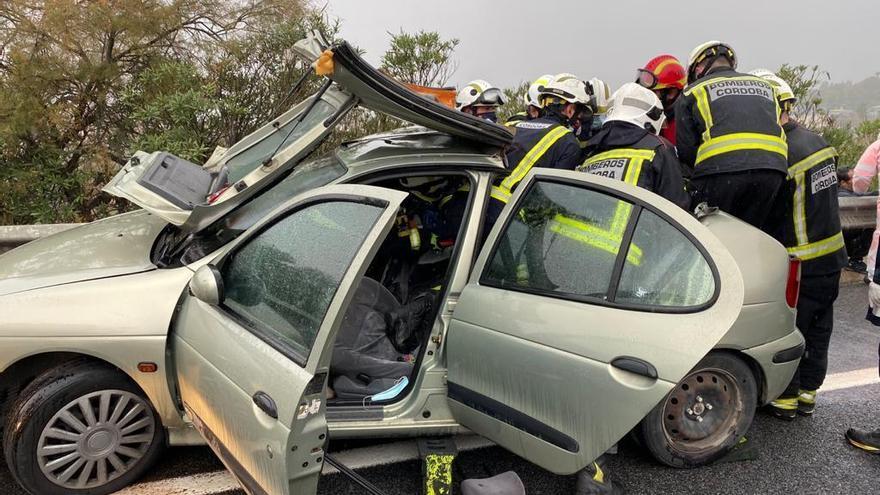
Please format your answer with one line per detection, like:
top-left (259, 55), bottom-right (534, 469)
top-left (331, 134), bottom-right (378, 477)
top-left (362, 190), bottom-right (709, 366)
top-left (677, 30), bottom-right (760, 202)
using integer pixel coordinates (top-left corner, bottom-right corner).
top-left (455, 80), bottom-right (506, 110)
top-left (687, 41), bottom-right (737, 83)
top-left (606, 83), bottom-right (666, 135)
top-left (539, 73), bottom-right (592, 106)
top-left (637, 55), bottom-right (687, 91)
top-left (524, 74), bottom-right (555, 108)
top-left (589, 78), bottom-right (612, 114)
top-left (749, 68), bottom-right (796, 109)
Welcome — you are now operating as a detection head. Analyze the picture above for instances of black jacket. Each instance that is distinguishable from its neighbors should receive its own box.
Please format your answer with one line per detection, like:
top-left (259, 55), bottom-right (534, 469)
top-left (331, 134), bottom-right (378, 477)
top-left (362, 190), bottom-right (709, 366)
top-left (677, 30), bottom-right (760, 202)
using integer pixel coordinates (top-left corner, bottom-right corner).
top-left (676, 67), bottom-right (788, 178)
top-left (580, 121), bottom-right (690, 209)
top-left (780, 121), bottom-right (847, 276)
top-left (491, 116), bottom-right (580, 204)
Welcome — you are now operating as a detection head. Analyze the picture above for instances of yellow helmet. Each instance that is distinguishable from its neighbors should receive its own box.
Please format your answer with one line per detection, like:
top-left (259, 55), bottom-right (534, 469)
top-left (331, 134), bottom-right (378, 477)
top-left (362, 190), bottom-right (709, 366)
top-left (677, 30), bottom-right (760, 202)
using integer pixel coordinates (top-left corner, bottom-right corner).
top-left (687, 40), bottom-right (737, 83)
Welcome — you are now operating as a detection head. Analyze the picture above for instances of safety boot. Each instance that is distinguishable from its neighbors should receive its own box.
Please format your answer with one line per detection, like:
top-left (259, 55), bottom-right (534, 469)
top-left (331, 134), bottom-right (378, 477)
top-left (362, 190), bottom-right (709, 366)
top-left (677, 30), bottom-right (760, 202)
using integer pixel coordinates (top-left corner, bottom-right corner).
top-left (768, 397), bottom-right (798, 421)
top-left (846, 428), bottom-right (880, 454)
top-left (797, 389), bottom-right (817, 416)
top-left (575, 457), bottom-right (624, 495)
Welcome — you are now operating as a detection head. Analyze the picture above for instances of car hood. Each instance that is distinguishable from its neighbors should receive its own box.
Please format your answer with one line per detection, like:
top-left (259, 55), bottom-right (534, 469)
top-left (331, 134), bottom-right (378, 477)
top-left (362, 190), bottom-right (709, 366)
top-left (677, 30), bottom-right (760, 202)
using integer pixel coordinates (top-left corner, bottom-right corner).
top-left (0, 210), bottom-right (166, 296)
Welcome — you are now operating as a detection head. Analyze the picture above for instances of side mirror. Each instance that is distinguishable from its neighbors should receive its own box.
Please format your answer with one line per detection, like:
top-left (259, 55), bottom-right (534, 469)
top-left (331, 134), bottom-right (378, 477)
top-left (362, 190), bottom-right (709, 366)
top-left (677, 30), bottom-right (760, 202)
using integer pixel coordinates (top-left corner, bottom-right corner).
top-left (190, 265), bottom-right (224, 305)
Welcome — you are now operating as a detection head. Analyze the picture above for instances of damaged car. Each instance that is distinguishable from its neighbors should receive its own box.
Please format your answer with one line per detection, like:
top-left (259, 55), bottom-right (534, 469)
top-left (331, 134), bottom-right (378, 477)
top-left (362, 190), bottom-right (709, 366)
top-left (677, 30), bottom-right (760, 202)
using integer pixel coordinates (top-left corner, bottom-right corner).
top-left (0, 32), bottom-right (804, 495)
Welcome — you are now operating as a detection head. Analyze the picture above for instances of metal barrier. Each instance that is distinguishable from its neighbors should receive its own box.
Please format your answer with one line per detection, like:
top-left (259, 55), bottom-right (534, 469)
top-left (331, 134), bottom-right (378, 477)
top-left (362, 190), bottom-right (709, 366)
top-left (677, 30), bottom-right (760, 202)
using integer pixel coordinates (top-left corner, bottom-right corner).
top-left (0, 198), bottom-right (877, 253)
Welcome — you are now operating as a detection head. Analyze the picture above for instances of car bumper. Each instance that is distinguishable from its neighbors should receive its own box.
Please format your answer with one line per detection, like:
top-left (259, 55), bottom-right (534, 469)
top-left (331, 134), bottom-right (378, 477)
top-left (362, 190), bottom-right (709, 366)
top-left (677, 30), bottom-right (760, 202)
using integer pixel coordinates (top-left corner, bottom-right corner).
top-left (742, 328), bottom-right (805, 405)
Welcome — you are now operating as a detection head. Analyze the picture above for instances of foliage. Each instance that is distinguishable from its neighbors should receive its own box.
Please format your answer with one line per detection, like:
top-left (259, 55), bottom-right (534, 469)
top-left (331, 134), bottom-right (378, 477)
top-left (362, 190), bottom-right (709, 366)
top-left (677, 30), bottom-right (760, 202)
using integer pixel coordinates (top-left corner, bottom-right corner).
top-left (496, 81), bottom-right (529, 124)
top-left (380, 30), bottom-right (459, 87)
top-left (776, 64), bottom-right (830, 128)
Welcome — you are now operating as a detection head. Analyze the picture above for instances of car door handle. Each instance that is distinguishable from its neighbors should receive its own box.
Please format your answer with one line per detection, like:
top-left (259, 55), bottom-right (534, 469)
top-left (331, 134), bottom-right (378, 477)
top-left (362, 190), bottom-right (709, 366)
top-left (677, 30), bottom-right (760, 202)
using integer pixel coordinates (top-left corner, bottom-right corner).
top-left (252, 391), bottom-right (278, 419)
top-left (611, 357), bottom-right (658, 380)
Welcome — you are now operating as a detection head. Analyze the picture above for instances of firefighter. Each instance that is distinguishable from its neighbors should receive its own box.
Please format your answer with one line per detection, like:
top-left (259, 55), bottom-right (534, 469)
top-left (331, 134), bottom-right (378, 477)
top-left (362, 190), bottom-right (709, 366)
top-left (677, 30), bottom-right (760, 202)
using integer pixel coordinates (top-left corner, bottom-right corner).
top-left (455, 80), bottom-right (506, 123)
top-left (487, 73), bottom-right (594, 225)
top-left (505, 74), bottom-right (554, 127)
top-left (749, 69), bottom-right (847, 420)
top-left (676, 41), bottom-right (788, 233)
top-left (636, 54), bottom-right (687, 146)
top-left (579, 82), bottom-right (689, 209)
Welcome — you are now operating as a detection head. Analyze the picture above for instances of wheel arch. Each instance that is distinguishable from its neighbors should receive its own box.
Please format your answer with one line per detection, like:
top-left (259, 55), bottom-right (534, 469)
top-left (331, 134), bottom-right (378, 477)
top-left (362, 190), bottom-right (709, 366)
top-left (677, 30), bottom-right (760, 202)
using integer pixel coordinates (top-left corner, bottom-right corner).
top-left (0, 351), bottom-right (158, 434)
top-left (708, 348), bottom-right (766, 405)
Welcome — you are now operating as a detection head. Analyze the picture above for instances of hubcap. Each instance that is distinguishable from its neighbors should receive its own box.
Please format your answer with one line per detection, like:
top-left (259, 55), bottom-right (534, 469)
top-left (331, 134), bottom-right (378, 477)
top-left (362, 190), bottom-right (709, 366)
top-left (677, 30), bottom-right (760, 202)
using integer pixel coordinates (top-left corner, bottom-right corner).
top-left (661, 368), bottom-right (742, 453)
top-left (37, 390), bottom-right (156, 490)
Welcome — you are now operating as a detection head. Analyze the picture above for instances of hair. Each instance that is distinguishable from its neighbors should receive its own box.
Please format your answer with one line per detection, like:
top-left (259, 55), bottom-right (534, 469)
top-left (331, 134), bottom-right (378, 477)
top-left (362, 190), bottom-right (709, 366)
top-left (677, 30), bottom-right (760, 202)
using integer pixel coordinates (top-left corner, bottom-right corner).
top-left (837, 168), bottom-right (851, 183)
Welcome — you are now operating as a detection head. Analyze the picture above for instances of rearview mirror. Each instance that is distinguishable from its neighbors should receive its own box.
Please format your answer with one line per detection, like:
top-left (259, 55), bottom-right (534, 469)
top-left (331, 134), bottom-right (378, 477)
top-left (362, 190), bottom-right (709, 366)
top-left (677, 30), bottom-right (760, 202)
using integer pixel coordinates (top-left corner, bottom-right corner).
top-left (190, 265), bottom-right (224, 305)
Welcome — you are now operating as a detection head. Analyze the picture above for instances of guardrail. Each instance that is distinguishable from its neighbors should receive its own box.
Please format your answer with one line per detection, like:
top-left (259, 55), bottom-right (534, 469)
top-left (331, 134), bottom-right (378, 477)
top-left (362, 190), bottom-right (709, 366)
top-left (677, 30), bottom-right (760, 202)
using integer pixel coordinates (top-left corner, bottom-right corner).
top-left (0, 197), bottom-right (877, 253)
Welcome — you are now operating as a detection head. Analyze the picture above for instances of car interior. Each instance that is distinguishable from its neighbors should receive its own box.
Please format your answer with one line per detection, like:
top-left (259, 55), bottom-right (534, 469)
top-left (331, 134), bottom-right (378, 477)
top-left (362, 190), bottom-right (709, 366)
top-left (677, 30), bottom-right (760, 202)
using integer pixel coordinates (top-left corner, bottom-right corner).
top-left (327, 173), bottom-right (471, 404)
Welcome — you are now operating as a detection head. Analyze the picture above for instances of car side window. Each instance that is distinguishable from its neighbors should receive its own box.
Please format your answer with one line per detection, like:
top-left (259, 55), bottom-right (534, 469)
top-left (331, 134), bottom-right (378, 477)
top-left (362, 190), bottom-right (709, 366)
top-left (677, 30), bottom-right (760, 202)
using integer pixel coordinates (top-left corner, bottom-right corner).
top-left (616, 209), bottom-right (715, 308)
top-left (482, 181), bottom-right (635, 299)
top-left (221, 200), bottom-right (383, 364)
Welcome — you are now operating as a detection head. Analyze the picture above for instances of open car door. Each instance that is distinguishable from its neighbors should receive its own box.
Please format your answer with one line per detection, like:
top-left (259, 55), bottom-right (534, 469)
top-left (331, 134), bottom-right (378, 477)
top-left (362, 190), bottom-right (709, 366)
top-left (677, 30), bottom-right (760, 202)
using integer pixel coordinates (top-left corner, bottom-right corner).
top-left (169, 184), bottom-right (406, 495)
top-left (445, 169), bottom-right (745, 474)
top-left (103, 81), bottom-right (355, 230)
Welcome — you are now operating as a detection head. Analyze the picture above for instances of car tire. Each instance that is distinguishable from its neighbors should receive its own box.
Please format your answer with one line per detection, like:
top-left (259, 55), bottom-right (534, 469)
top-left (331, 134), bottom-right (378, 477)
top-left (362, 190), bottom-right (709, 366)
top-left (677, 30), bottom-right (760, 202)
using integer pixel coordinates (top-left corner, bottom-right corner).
top-left (3, 361), bottom-right (164, 495)
top-left (638, 352), bottom-right (757, 468)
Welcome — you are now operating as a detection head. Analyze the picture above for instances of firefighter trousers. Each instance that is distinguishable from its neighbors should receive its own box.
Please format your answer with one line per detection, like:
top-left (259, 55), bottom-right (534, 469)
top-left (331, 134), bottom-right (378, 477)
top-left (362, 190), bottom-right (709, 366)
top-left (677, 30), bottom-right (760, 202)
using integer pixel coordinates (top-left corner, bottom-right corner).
top-left (690, 169), bottom-right (785, 235)
top-left (783, 271), bottom-right (841, 397)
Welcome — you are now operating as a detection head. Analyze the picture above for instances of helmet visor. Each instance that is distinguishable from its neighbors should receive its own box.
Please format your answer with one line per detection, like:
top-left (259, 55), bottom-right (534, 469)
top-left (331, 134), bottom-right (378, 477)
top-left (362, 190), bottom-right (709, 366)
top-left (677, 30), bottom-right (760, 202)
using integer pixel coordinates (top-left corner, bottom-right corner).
top-left (636, 69), bottom-right (659, 89)
top-left (473, 87), bottom-right (507, 107)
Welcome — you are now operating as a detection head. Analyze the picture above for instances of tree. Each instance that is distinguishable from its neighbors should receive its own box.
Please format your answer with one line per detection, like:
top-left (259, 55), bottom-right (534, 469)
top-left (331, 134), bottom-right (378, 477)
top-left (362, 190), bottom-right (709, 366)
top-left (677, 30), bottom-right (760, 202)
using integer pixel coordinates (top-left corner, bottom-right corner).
top-left (776, 64), bottom-right (830, 129)
top-left (497, 81), bottom-right (529, 123)
top-left (380, 30), bottom-right (459, 87)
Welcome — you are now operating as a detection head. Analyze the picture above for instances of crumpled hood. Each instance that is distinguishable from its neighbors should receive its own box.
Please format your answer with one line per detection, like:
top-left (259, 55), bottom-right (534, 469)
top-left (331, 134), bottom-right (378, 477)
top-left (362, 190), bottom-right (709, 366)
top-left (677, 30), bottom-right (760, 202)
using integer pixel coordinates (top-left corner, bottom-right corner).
top-left (0, 210), bottom-right (167, 296)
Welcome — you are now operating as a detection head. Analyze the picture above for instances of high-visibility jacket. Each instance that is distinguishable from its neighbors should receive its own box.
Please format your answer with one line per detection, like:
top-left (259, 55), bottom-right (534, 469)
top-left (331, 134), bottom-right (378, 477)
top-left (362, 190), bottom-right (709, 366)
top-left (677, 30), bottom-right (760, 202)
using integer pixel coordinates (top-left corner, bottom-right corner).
top-left (490, 116), bottom-right (581, 204)
top-left (780, 121), bottom-right (847, 276)
top-left (676, 67), bottom-right (788, 178)
top-left (578, 121), bottom-right (690, 209)
top-left (504, 111), bottom-right (528, 128)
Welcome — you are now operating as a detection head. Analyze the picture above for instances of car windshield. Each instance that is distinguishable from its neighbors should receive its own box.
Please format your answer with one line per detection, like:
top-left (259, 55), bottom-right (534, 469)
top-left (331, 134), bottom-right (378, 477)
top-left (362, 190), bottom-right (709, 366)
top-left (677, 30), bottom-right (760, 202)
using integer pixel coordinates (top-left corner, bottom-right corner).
top-left (177, 153), bottom-right (347, 265)
top-left (222, 100), bottom-right (337, 184)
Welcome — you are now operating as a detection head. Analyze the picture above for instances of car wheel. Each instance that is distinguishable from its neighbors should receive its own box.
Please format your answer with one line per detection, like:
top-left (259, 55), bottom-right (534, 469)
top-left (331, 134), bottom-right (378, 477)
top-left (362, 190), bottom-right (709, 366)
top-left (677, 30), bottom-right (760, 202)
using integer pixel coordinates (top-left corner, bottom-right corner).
top-left (639, 352), bottom-right (757, 468)
top-left (3, 362), bottom-right (164, 495)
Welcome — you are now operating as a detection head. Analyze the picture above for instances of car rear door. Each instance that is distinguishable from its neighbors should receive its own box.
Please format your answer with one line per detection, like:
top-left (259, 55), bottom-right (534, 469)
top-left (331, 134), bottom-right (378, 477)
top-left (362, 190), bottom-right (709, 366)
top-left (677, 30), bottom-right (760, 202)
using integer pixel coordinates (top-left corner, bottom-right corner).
top-left (446, 169), bottom-right (745, 475)
top-left (169, 184), bottom-right (406, 495)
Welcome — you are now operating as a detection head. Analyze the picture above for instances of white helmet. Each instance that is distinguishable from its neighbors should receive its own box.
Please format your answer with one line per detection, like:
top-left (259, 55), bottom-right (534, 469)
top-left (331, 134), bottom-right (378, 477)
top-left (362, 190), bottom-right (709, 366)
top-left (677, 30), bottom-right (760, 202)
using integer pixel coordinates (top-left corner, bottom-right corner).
top-left (455, 80), bottom-right (507, 110)
top-left (687, 40), bottom-right (737, 83)
top-left (589, 78), bottom-right (612, 115)
top-left (606, 83), bottom-right (666, 135)
top-left (539, 73), bottom-right (591, 106)
top-left (524, 74), bottom-right (555, 108)
top-left (749, 68), bottom-right (796, 107)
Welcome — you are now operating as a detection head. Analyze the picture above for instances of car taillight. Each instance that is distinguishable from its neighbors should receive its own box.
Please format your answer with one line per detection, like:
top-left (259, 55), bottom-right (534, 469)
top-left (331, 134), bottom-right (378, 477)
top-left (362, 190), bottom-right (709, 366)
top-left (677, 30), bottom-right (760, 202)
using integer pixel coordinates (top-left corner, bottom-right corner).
top-left (786, 258), bottom-right (801, 308)
top-left (207, 185), bottom-right (231, 204)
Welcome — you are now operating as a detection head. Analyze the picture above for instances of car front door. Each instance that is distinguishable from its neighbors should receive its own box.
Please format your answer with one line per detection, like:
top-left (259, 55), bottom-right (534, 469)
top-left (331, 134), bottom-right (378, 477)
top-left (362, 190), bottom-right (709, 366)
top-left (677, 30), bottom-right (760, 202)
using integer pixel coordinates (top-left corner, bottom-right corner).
top-left (446, 169), bottom-right (745, 475)
top-left (169, 184), bottom-right (406, 495)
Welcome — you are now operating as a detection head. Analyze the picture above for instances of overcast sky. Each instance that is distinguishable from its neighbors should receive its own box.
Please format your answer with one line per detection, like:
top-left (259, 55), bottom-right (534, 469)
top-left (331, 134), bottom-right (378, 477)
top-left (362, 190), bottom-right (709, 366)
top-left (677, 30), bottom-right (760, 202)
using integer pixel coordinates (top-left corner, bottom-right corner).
top-left (326, 0), bottom-right (878, 91)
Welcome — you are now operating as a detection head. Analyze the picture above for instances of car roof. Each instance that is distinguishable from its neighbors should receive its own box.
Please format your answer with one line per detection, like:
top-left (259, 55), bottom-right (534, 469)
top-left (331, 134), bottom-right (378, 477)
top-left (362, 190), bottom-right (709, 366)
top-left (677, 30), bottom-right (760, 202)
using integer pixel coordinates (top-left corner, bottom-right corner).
top-left (336, 127), bottom-right (507, 172)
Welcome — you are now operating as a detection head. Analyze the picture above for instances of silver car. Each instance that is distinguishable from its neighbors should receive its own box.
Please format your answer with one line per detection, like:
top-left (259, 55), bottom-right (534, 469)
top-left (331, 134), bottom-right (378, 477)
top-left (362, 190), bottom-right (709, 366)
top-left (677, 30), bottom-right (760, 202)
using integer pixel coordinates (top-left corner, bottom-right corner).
top-left (0, 33), bottom-right (804, 495)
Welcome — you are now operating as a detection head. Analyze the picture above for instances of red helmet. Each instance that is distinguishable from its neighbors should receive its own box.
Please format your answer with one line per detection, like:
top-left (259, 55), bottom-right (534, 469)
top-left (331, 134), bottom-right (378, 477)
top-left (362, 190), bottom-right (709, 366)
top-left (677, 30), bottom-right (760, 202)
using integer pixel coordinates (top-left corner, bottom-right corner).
top-left (637, 55), bottom-right (687, 91)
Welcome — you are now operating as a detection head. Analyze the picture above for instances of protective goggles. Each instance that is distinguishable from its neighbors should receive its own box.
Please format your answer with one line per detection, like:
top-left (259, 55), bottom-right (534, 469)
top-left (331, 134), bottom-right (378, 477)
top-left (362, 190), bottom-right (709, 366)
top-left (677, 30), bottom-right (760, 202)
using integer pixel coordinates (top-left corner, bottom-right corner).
top-left (636, 69), bottom-right (659, 89)
top-left (472, 87), bottom-right (507, 106)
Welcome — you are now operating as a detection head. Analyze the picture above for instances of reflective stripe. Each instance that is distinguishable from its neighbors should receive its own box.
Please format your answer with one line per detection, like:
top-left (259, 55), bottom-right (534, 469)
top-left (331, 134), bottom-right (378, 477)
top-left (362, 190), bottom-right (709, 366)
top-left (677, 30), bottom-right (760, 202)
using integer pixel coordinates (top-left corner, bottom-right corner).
top-left (792, 173), bottom-right (808, 245)
top-left (788, 147), bottom-right (837, 178)
top-left (684, 76), bottom-right (771, 96)
top-left (788, 146), bottom-right (838, 247)
top-left (693, 86), bottom-right (714, 142)
top-left (549, 213), bottom-right (642, 266)
top-left (695, 132), bottom-right (787, 165)
top-left (492, 126), bottom-right (570, 203)
top-left (786, 232), bottom-right (845, 261)
top-left (577, 149), bottom-right (655, 187)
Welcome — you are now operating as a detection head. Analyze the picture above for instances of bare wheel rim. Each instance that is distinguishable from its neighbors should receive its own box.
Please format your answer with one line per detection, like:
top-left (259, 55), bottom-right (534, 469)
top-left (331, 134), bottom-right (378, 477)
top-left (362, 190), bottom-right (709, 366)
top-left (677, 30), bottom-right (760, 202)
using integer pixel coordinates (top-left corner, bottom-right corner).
top-left (36, 389), bottom-right (156, 490)
top-left (661, 367), bottom-right (743, 454)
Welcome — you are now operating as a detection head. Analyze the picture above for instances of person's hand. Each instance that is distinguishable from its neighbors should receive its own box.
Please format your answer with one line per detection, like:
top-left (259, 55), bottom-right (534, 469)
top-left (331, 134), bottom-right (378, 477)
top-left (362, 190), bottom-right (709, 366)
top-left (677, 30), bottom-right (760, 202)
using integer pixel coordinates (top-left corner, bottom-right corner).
top-left (868, 281), bottom-right (880, 310)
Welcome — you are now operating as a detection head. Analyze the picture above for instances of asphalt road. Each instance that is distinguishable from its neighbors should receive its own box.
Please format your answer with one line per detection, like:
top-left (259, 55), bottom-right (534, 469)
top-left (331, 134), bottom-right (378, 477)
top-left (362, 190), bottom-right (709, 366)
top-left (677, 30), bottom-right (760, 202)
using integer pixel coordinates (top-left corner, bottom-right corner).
top-left (1, 281), bottom-right (877, 495)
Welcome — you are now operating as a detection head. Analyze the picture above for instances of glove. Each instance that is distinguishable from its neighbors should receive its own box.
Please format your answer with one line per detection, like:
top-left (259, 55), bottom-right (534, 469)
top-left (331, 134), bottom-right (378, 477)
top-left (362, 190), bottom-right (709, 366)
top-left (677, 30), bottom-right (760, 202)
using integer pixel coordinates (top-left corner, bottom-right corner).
top-left (868, 282), bottom-right (880, 315)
